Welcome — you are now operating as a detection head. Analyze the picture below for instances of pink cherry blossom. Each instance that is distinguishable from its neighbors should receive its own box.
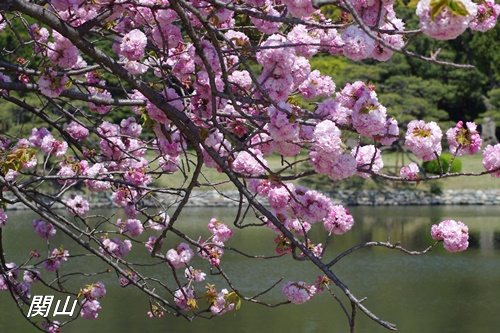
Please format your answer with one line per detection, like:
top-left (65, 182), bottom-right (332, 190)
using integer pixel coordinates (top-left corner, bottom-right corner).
top-left (232, 149), bottom-right (268, 176)
top-left (293, 187), bottom-right (333, 223)
top-left (341, 26), bottom-right (375, 61)
top-left (101, 238), bottom-right (132, 258)
top-left (446, 121), bottom-right (482, 156)
top-left (416, 0), bottom-right (477, 40)
top-left (282, 281), bottom-right (316, 304)
top-left (405, 120), bottom-right (443, 161)
top-left (312, 120), bottom-right (344, 157)
top-left (431, 220), bottom-right (469, 252)
top-left (249, 6), bottom-right (282, 34)
top-left (482, 144), bottom-right (500, 177)
top-left (351, 91), bottom-right (387, 139)
top-left (29, 24), bottom-right (49, 53)
top-left (66, 121), bottom-right (89, 141)
top-left (400, 162), bottom-right (420, 180)
top-left (89, 281), bottom-right (107, 300)
top-left (43, 248), bottom-right (69, 272)
top-left (23, 270), bottom-right (40, 284)
top-left (148, 212), bottom-right (170, 231)
top-left (81, 299), bottom-right (102, 320)
top-left (41, 322), bottom-right (60, 333)
top-left (267, 103), bottom-right (299, 142)
top-left (268, 183), bottom-right (295, 213)
top-left (119, 29), bottom-right (147, 61)
top-left (120, 117), bottom-right (142, 137)
top-left (38, 68), bottom-right (69, 98)
top-left (287, 25), bottom-right (321, 58)
top-left (208, 218), bottom-right (234, 244)
top-left (33, 218), bottom-right (56, 239)
top-left (282, 0), bottom-right (317, 18)
top-left (256, 35), bottom-right (296, 75)
top-left (174, 287), bottom-right (196, 311)
top-left (207, 288), bottom-right (234, 315)
top-left (377, 118), bottom-right (399, 146)
top-left (117, 218), bottom-right (144, 237)
top-left (298, 70), bottom-right (336, 100)
top-left (198, 243), bottom-right (224, 266)
top-left (469, 0), bottom-right (500, 31)
top-left (323, 205), bottom-right (354, 235)
top-left (65, 195), bottom-right (89, 216)
top-left (145, 236), bottom-right (162, 253)
top-left (185, 266), bottom-right (206, 282)
top-left (351, 145), bottom-right (384, 178)
top-left (166, 243), bottom-right (194, 269)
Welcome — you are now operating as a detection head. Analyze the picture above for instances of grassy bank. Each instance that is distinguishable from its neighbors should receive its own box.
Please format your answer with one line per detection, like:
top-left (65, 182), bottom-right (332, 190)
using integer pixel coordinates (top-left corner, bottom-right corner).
top-left (153, 151), bottom-right (498, 193)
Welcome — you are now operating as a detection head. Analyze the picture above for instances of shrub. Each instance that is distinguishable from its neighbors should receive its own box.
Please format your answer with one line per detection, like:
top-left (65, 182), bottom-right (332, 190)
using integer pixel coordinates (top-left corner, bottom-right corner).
top-left (422, 154), bottom-right (462, 174)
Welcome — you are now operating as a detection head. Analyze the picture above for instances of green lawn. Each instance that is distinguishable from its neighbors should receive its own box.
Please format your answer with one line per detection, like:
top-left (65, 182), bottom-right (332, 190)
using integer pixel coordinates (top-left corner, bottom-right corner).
top-left (153, 150), bottom-right (499, 193)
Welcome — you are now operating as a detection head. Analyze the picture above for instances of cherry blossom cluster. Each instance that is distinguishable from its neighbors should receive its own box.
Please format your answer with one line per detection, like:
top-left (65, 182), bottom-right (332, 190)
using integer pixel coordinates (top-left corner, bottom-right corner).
top-left (431, 220), bottom-right (469, 252)
top-left (282, 281), bottom-right (317, 304)
top-left (80, 282), bottom-right (106, 320)
top-left (0, 262), bottom-right (40, 301)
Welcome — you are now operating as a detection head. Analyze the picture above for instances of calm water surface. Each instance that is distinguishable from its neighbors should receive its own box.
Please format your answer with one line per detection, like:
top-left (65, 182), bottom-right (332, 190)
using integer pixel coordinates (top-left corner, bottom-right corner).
top-left (1, 205), bottom-right (500, 333)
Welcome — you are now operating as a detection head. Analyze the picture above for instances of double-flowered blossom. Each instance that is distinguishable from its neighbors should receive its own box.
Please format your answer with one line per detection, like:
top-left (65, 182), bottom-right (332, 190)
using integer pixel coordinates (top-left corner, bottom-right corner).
top-left (117, 218), bottom-right (144, 237)
top-left (416, 0), bottom-right (477, 40)
top-left (38, 68), bottom-right (69, 98)
top-left (405, 120), bottom-right (443, 161)
top-left (323, 205), bottom-right (354, 235)
top-left (66, 121), bottom-right (89, 141)
top-left (208, 218), bottom-right (234, 244)
top-left (309, 120), bottom-right (347, 175)
top-left (469, 0), bottom-right (500, 31)
top-left (148, 212), bottom-right (170, 231)
top-left (33, 218), bottom-right (56, 239)
top-left (256, 35), bottom-right (296, 75)
top-left (209, 288), bottom-right (236, 315)
top-left (118, 29), bottom-right (147, 61)
top-left (198, 243), bottom-right (224, 266)
top-left (431, 220), bottom-right (469, 252)
top-left (42, 247), bottom-right (69, 272)
top-left (166, 243), bottom-right (194, 269)
top-left (341, 26), bottom-right (375, 61)
top-left (400, 162), bottom-right (420, 180)
top-left (232, 149), bottom-right (268, 176)
top-left (282, 0), bottom-right (317, 18)
top-left (47, 31), bottom-right (80, 69)
top-left (267, 103), bottom-right (299, 142)
top-left (287, 25), bottom-right (321, 58)
top-left (351, 145), bottom-right (384, 178)
top-left (101, 238), bottom-right (132, 258)
top-left (174, 287), bottom-right (196, 311)
top-left (298, 70), bottom-right (336, 100)
top-left (81, 299), bottom-right (102, 320)
top-left (185, 267), bottom-right (206, 282)
top-left (351, 89), bottom-right (387, 139)
top-left (282, 281), bottom-right (316, 304)
top-left (250, 4), bottom-right (282, 34)
top-left (65, 195), bottom-right (90, 216)
top-left (446, 121), bottom-right (482, 156)
top-left (482, 144), bottom-right (500, 177)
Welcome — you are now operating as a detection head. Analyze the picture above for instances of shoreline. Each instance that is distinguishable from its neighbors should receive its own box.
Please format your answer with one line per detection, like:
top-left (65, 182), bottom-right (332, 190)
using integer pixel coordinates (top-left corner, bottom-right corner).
top-left (5, 189), bottom-right (499, 210)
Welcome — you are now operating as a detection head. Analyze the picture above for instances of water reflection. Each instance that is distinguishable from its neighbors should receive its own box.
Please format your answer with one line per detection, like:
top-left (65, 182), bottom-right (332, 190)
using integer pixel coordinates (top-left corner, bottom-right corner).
top-left (1, 205), bottom-right (500, 333)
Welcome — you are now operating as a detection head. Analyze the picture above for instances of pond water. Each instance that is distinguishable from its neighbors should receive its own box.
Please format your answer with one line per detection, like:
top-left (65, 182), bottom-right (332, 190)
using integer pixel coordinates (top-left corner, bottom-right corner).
top-left (1, 205), bottom-right (500, 333)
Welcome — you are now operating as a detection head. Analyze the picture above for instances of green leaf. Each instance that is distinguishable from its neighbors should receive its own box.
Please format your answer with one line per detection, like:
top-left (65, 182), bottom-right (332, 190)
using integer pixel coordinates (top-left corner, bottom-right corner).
top-left (430, 0), bottom-right (448, 21)
top-left (407, 0), bottom-right (420, 8)
top-left (448, 0), bottom-right (469, 16)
